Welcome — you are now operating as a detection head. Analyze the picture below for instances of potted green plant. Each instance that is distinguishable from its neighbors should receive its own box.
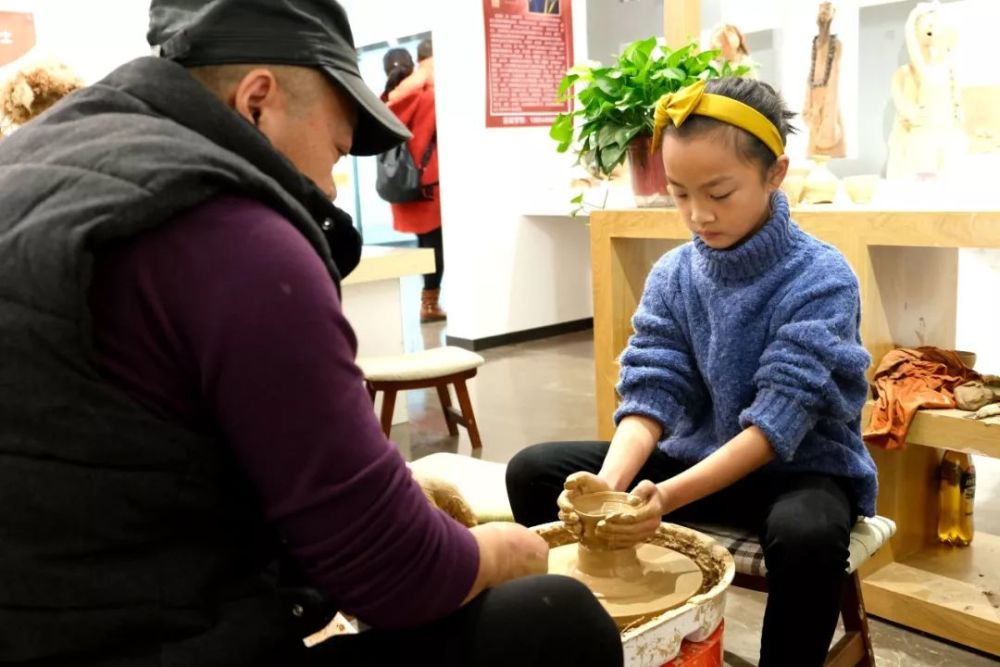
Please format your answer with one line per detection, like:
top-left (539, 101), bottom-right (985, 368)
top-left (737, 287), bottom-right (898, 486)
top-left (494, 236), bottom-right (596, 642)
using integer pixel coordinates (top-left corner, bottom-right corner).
top-left (550, 38), bottom-right (750, 207)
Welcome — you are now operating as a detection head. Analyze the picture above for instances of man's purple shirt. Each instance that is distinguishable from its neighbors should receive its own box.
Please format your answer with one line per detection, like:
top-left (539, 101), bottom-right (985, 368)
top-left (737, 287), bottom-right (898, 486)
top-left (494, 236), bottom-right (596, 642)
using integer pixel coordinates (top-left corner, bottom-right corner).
top-left (88, 195), bottom-right (478, 629)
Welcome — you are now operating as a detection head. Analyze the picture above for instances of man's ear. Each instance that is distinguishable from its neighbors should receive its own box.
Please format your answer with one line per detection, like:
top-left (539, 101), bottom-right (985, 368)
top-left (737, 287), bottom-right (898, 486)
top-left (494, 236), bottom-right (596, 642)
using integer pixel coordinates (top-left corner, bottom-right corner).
top-left (232, 69), bottom-right (279, 127)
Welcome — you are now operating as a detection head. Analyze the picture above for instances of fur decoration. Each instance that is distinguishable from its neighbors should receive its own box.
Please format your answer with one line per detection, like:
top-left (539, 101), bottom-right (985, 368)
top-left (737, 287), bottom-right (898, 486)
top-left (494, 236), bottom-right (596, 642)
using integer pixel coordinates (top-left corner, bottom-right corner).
top-left (1, 60), bottom-right (83, 133)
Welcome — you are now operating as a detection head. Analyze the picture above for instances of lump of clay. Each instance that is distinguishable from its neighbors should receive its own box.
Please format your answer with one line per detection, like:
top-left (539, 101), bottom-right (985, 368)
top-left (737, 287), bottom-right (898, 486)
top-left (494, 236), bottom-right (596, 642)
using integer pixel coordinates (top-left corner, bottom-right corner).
top-left (955, 381), bottom-right (1000, 412)
top-left (409, 468), bottom-right (478, 527)
top-left (967, 403), bottom-right (1000, 421)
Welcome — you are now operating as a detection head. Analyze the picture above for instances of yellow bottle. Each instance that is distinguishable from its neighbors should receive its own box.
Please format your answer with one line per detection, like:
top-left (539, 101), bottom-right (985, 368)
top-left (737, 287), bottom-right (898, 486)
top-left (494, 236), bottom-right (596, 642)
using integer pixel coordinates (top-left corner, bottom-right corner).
top-left (958, 454), bottom-right (976, 546)
top-left (938, 451), bottom-right (975, 546)
top-left (937, 451), bottom-right (961, 545)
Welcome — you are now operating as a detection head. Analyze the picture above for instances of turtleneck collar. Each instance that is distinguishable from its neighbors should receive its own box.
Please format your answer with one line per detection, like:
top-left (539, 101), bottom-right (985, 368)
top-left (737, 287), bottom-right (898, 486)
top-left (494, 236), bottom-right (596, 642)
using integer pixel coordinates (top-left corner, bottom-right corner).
top-left (693, 191), bottom-right (797, 283)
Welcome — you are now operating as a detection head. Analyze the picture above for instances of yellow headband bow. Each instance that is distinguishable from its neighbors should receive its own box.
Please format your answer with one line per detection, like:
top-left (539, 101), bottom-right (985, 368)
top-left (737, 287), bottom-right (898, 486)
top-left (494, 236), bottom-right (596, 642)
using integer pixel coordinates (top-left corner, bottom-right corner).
top-left (651, 79), bottom-right (785, 158)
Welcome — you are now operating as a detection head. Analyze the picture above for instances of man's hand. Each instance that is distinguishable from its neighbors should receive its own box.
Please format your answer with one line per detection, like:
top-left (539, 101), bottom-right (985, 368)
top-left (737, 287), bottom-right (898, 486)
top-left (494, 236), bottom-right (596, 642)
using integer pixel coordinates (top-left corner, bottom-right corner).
top-left (464, 523), bottom-right (549, 603)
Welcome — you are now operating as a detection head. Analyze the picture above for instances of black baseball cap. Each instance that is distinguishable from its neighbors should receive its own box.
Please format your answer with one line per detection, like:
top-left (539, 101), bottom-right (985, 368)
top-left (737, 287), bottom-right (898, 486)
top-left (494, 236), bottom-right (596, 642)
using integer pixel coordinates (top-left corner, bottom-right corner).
top-left (147, 0), bottom-right (410, 155)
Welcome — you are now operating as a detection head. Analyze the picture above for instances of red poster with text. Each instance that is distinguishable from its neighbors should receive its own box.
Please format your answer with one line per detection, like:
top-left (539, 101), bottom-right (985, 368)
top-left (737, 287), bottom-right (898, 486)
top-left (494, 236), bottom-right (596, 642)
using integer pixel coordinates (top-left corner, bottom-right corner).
top-left (483, 0), bottom-right (573, 129)
top-left (0, 12), bottom-right (36, 67)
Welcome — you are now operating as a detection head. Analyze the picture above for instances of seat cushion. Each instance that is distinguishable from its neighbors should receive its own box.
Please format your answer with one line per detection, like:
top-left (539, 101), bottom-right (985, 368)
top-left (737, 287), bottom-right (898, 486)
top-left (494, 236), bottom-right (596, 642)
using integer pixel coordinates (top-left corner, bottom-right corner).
top-left (358, 346), bottom-right (485, 383)
top-left (408, 452), bottom-right (513, 523)
top-left (682, 516), bottom-right (897, 577)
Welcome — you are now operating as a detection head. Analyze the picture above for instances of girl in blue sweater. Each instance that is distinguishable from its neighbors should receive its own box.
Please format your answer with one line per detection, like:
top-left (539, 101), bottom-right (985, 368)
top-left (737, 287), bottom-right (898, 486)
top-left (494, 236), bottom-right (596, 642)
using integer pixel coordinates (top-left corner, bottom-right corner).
top-left (507, 77), bottom-right (877, 666)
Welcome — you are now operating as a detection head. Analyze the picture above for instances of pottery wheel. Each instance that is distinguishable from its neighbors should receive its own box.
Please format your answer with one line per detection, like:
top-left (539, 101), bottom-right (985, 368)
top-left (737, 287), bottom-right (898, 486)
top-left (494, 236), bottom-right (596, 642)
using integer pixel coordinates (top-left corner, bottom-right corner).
top-left (549, 542), bottom-right (704, 622)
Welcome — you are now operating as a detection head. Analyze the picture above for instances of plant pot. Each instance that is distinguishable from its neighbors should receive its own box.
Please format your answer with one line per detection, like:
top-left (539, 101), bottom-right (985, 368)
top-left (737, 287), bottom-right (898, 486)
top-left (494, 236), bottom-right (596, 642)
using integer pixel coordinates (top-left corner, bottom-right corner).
top-left (627, 136), bottom-right (672, 208)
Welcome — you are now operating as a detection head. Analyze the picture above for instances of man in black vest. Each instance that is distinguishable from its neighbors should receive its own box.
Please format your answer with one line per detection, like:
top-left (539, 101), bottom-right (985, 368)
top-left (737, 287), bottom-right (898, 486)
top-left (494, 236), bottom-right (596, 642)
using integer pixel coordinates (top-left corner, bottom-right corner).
top-left (0, 1), bottom-right (622, 665)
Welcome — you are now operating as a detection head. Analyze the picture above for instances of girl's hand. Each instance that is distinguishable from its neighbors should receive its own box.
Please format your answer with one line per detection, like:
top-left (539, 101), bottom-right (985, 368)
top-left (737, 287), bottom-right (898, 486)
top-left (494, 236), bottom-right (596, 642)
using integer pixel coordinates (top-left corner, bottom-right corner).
top-left (596, 480), bottom-right (668, 549)
top-left (556, 472), bottom-right (612, 536)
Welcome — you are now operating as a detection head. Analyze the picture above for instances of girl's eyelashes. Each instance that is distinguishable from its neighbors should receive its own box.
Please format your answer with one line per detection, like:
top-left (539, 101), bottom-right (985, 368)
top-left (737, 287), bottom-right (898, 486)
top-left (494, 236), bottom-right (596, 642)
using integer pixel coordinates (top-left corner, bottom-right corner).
top-left (670, 191), bottom-right (730, 201)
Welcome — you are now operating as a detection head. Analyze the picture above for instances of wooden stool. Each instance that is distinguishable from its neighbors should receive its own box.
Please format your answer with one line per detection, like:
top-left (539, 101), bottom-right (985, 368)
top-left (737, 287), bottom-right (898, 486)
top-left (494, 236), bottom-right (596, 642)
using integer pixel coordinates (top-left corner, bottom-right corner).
top-left (358, 346), bottom-right (486, 448)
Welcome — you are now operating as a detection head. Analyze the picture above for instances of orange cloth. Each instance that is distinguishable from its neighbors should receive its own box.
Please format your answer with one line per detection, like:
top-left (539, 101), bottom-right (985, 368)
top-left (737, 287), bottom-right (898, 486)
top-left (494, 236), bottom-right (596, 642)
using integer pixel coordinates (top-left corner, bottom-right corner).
top-left (863, 347), bottom-right (980, 450)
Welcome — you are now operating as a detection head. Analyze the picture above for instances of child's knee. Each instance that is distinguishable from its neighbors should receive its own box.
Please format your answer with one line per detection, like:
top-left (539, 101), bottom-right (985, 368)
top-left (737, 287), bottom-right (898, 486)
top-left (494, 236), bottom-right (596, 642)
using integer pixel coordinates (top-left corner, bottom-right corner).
top-left (763, 520), bottom-right (850, 575)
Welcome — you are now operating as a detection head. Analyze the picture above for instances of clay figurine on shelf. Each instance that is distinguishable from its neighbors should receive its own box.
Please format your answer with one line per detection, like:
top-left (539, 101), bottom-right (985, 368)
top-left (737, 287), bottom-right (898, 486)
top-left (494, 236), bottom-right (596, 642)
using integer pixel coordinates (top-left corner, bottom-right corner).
top-left (709, 24), bottom-right (756, 77)
top-left (886, 1), bottom-right (966, 180)
top-left (803, 2), bottom-right (846, 158)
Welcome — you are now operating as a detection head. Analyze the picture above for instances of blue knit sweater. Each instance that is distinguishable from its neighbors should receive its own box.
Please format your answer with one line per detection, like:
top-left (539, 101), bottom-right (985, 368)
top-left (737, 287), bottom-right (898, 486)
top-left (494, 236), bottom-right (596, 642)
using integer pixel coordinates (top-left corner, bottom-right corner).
top-left (614, 192), bottom-right (878, 516)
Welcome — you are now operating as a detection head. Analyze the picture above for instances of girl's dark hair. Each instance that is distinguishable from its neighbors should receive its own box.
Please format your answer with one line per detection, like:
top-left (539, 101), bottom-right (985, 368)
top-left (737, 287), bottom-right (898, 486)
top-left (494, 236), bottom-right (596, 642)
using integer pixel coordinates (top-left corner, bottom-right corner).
top-left (382, 48), bottom-right (414, 99)
top-left (666, 77), bottom-right (797, 170)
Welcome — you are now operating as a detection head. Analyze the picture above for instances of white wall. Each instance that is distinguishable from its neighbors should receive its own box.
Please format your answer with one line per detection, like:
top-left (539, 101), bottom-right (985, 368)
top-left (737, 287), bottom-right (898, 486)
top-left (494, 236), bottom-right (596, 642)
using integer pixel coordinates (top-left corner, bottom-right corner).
top-left (2, 0), bottom-right (432, 84)
top-left (339, 0), bottom-right (430, 48)
top-left (586, 0), bottom-right (663, 65)
top-left (0, 0), bottom-right (148, 83)
top-left (7, 0), bottom-right (997, 360)
top-left (430, 0), bottom-right (593, 344)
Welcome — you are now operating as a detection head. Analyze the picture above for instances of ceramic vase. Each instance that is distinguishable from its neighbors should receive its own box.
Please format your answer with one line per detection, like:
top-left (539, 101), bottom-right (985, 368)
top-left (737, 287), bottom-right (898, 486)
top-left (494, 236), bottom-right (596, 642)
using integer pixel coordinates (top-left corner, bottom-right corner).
top-left (803, 155), bottom-right (839, 204)
top-left (844, 174), bottom-right (879, 204)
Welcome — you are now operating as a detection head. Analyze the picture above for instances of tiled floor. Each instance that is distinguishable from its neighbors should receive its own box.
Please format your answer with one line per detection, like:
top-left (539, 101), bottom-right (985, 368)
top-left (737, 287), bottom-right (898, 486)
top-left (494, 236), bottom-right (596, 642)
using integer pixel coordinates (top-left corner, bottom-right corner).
top-left (388, 279), bottom-right (998, 666)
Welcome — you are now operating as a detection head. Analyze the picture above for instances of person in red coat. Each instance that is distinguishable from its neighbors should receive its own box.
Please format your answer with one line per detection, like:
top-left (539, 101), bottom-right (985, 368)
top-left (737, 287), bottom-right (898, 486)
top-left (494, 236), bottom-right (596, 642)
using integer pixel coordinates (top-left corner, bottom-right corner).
top-left (383, 40), bottom-right (445, 323)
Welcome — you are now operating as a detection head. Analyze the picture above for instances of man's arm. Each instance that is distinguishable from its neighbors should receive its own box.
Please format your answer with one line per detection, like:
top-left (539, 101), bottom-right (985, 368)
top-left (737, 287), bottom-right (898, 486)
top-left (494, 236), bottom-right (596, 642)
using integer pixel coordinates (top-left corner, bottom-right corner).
top-left (90, 195), bottom-right (490, 629)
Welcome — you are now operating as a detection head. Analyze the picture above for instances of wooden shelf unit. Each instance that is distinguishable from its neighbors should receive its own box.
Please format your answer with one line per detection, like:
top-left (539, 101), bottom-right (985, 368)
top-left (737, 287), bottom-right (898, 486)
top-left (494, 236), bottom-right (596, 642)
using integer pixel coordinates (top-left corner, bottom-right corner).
top-left (863, 402), bottom-right (1000, 458)
top-left (863, 532), bottom-right (1000, 656)
top-left (590, 206), bottom-right (1000, 655)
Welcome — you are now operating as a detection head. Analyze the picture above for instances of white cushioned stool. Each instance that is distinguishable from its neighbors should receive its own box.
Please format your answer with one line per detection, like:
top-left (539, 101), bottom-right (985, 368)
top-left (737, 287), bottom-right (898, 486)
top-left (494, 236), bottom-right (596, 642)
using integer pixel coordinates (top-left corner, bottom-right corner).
top-left (358, 347), bottom-right (486, 448)
top-left (409, 452), bottom-right (894, 666)
top-left (409, 452), bottom-right (513, 523)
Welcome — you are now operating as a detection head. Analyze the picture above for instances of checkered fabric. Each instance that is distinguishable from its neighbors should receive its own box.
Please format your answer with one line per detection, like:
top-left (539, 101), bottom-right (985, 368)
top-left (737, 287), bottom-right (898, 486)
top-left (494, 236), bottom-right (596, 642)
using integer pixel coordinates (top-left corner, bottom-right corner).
top-left (683, 516), bottom-right (897, 577)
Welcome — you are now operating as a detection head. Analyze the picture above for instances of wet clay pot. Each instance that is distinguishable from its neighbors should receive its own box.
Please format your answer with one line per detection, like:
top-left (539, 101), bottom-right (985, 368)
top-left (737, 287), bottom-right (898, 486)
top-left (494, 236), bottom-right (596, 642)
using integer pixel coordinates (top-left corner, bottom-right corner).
top-left (550, 492), bottom-right (705, 628)
top-left (534, 520), bottom-right (735, 666)
top-left (572, 491), bottom-right (639, 551)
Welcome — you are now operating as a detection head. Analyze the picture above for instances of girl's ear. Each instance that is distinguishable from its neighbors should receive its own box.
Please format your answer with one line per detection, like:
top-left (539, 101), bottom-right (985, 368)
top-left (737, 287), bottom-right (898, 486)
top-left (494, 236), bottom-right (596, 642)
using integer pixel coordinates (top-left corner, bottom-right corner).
top-left (766, 155), bottom-right (790, 193)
